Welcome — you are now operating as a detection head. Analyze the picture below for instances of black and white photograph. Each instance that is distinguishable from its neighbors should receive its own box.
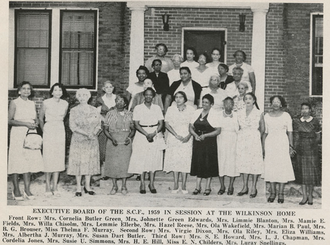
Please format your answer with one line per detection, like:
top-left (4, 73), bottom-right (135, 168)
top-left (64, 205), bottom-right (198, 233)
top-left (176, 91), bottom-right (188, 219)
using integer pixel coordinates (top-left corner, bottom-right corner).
top-left (1, 0), bottom-right (329, 244)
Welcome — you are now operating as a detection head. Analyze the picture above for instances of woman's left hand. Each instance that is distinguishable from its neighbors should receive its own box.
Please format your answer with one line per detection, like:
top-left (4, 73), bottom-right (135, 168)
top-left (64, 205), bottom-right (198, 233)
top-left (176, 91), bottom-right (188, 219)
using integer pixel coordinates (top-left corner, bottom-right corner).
top-left (124, 137), bottom-right (131, 145)
top-left (88, 133), bottom-right (96, 140)
top-left (199, 134), bottom-right (206, 141)
top-left (289, 147), bottom-right (296, 157)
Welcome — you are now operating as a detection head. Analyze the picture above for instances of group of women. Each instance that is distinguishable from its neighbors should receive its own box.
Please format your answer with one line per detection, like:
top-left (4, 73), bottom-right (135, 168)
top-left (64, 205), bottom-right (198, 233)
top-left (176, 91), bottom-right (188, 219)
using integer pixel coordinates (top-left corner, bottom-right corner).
top-left (8, 46), bottom-right (321, 206)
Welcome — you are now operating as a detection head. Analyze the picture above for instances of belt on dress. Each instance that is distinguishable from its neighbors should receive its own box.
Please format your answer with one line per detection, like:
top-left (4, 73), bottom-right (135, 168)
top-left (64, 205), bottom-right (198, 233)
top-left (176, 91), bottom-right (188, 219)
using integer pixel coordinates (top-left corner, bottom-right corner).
top-left (140, 124), bottom-right (158, 127)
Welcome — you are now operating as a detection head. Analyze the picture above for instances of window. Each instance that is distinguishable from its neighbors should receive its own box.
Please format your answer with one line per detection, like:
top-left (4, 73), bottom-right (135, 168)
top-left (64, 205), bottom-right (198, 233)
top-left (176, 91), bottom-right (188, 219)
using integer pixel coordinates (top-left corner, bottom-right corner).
top-left (12, 9), bottom-right (98, 89)
top-left (60, 10), bottom-right (97, 88)
top-left (311, 14), bottom-right (323, 96)
top-left (14, 10), bottom-right (51, 88)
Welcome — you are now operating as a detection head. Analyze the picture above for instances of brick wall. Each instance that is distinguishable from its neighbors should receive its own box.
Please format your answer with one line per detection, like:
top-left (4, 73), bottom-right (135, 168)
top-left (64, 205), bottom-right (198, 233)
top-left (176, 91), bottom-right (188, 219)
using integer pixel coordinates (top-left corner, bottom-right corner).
top-left (143, 7), bottom-right (253, 65)
top-left (8, 2), bottom-right (323, 124)
top-left (282, 3), bottom-right (323, 122)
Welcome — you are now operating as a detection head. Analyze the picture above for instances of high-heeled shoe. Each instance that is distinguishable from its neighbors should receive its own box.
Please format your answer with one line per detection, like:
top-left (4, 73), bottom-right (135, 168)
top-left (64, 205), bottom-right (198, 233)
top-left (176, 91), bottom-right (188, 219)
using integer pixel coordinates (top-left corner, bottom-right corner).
top-left (218, 188), bottom-right (226, 195)
top-left (84, 187), bottom-right (95, 195)
top-left (192, 189), bottom-right (201, 195)
top-left (23, 191), bottom-right (35, 200)
top-left (237, 188), bottom-right (249, 196)
top-left (140, 185), bottom-right (146, 194)
top-left (148, 184), bottom-right (157, 194)
top-left (250, 190), bottom-right (258, 198)
top-left (12, 191), bottom-right (24, 201)
top-left (267, 193), bottom-right (276, 203)
top-left (308, 197), bottom-right (313, 205)
top-left (110, 187), bottom-right (118, 195)
top-left (278, 193), bottom-right (284, 204)
top-left (299, 198), bottom-right (308, 205)
top-left (227, 188), bottom-right (234, 195)
top-left (203, 189), bottom-right (211, 196)
top-left (75, 192), bottom-right (82, 197)
top-left (121, 187), bottom-right (128, 195)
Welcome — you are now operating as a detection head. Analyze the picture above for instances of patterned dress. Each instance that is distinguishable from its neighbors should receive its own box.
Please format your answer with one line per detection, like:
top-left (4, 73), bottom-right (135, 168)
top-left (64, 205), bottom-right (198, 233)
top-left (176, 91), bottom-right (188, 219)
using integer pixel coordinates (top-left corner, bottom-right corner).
top-left (8, 97), bottom-right (43, 174)
top-left (236, 106), bottom-right (263, 175)
top-left (42, 98), bottom-right (68, 172)
top-left (163, 105), bottom-right (195, 173)
top-left (293, 117), bottom-right (321, 186)
top-left (104, 109), bottom-right (133, 178)
top-left (67, 105), bottom-right (101, 176)
top-left (95, 95), bottom-right (116, 162)
top-left (263, 112), bottom-right (295, 183)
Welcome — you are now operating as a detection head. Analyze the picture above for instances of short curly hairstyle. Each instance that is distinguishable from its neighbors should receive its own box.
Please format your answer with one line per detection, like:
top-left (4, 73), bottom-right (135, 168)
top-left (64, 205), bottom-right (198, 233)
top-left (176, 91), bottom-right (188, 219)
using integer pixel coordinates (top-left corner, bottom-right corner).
top-left (270, 95), bottom-right (287, 108)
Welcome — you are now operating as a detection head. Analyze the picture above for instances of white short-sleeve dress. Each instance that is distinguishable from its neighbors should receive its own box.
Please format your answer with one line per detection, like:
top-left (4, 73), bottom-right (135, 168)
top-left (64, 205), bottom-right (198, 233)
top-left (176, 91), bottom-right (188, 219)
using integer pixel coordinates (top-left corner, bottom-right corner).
top-left (236, 106), bottom-right (264, 175)
top-left (217, 111), bottom-right (240, 177)
top-left (263, 112), bottom-right (295, 183)
top-left (128, 103), bottom-right (164, 173)
top-left (163, 105), bottom-right (195, 173)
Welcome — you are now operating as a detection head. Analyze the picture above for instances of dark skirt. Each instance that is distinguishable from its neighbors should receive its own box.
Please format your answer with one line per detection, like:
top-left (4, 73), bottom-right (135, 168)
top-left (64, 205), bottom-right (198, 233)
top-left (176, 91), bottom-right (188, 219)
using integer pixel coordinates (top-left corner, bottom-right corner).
top-left (294, 136), bottom-right (321, 186)
top-left (190, 136), bottom-right (219, 178)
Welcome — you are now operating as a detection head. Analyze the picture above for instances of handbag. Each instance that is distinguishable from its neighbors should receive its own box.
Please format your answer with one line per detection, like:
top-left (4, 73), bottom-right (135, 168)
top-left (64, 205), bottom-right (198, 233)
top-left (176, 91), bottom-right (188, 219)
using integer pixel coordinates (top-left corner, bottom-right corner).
top-left (23, 129), bottom-right (43, 150)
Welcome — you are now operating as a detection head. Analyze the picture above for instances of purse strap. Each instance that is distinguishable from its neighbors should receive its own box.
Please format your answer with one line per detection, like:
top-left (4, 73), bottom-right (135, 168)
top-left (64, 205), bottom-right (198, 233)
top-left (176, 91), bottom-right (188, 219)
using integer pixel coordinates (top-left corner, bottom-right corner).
top-left (26, 129), bottom-right (39, 136)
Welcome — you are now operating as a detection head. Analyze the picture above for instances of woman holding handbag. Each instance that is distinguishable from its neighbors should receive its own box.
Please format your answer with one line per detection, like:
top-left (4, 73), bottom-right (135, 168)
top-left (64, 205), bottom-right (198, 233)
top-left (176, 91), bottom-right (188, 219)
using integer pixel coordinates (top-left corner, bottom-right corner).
top-left (8, 81), bottom-right (43, 200)
top-left (39, 83), bottom-right (69, 197)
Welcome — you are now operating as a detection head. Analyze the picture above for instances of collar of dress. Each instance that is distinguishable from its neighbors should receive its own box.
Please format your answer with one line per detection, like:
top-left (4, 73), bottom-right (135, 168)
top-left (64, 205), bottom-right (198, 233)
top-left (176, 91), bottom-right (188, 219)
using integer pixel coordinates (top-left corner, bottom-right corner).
top-left (300, 116), bottom-right (313, 122)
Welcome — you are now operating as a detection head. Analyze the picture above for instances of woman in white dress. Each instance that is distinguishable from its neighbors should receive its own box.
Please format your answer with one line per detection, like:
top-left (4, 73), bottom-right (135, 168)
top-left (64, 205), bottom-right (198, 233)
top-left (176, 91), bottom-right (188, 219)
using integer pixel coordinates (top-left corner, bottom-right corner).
top-left (199, 75), bottom-right (227, 111)
top-left (233, 81), bottom-right (248, 112)
top-left (39, 83), bottom-right (68, 197)
top-left (236, 93), bottom-right (265, 198)
top-left (191, 53), bottom-right (213, 88)
top-left (206, 48), bottom-right (222, 74)
top-left (164, 91), bottom-right (195, 194)
top-left (126, 66), bottom-right (149, 107)
top-left (8, 82), bottom-right (43, 200)
top-left (128, 88), bottom-right (165, 194)
top-left (228, 50), bottom-right (256, 94)
top-left (180, 47), bottom-right (199, 70)
top-left (217, 97), bottom-right (239, 195)
top-left (263, 96), bottom-right (295, 204)
top-left (167, 54), bottom-right (183, 85)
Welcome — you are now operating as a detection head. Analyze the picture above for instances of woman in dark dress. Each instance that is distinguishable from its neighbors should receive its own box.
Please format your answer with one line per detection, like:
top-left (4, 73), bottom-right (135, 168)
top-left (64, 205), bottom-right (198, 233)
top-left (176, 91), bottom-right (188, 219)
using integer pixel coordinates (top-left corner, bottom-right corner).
top-left (189, 94), bottom-right (221, 196)
top-left (293, 103), bottom-right (321, 205)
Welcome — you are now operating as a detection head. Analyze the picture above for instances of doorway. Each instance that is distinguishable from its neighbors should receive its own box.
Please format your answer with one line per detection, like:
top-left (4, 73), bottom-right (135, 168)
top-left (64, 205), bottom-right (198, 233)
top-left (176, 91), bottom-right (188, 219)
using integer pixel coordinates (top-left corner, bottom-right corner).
top-left (182, 28), bottom-right (227, 63)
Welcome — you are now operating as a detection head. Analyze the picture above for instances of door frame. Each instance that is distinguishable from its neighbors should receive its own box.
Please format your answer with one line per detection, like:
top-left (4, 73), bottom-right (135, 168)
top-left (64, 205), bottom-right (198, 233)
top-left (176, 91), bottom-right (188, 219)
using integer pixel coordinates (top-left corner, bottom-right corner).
top-left (181, 27), bottom-right (227, 64)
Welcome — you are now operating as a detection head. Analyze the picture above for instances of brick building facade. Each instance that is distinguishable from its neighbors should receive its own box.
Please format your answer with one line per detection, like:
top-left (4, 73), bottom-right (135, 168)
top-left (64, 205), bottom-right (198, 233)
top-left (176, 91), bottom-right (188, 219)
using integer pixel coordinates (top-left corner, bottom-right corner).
top-left (8, 1), bottom-right (323, 122)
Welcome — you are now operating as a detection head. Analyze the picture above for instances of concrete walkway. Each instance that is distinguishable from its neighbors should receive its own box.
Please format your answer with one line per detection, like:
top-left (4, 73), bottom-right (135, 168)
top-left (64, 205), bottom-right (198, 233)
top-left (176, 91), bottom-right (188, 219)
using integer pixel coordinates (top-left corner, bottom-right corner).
top-left (7, 171), bottom-right (322, 209)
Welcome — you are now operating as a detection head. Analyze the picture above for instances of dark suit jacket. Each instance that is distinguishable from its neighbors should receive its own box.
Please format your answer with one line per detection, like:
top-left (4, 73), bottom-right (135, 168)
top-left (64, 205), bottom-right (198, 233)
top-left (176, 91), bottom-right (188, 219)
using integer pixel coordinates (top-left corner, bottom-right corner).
top-left (168, 80), bottom-right (202, 106)
top-left (148, 71), bottom-right (170, 95)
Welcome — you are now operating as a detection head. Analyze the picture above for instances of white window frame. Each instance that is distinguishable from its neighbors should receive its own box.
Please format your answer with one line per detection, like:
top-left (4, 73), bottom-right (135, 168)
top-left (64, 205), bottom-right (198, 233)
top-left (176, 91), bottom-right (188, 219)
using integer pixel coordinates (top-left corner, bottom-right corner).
top-left (309, 12), bottom-right (323, 97)
top-left (181, 27), bottom-right (227, 64)
top-left (9, 7), bottom-right (99, 91)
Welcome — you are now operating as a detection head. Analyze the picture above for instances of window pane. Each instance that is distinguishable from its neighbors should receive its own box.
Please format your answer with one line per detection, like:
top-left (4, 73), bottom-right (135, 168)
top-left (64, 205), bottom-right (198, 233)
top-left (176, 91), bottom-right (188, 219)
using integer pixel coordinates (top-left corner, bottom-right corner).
top-left (15, 10), bottom-right (50, 87)
top-left (17, 49), bottom-right (49, 86)
top-left (60, 11), bottom-right (96, 87)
